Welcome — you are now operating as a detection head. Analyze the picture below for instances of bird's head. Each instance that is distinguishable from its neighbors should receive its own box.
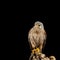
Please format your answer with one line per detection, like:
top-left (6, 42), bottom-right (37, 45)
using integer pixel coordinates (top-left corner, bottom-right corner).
top-left (34, 21), bottom-right (44, 29)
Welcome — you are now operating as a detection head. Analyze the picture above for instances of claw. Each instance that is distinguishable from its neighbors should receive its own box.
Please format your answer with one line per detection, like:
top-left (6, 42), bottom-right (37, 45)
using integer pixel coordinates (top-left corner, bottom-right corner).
top-left (32, 48), bottom-right (40, 54)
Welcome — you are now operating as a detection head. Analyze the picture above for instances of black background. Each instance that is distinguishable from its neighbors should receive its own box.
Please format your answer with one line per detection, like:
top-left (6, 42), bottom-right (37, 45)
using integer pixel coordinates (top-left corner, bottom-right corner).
top-left (15, 15), bottom-right (60, 60)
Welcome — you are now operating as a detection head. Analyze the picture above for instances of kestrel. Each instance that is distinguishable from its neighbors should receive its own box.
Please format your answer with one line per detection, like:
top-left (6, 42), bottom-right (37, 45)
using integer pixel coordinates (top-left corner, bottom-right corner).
top-left (28, 21), bottom-right (47, 53)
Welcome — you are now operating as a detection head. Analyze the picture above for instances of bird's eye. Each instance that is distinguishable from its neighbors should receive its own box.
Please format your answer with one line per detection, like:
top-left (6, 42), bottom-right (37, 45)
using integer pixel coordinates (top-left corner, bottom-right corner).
top-left (38, 25), bottom-right (40, 26)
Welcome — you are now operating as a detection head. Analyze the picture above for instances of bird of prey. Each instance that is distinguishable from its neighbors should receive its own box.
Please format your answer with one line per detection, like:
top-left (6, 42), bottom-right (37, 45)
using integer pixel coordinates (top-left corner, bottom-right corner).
top-left (28, 21), bottom-right (47, 54)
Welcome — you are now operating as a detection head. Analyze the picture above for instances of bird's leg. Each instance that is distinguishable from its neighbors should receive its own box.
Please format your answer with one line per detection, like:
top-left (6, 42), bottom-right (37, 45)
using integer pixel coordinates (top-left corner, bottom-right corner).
top-left (32, 48), bottom-right (40, 55)
top-left (32, 49), bottom-right (36, 54)
top-left (35, 48), bottom-right (40, 53)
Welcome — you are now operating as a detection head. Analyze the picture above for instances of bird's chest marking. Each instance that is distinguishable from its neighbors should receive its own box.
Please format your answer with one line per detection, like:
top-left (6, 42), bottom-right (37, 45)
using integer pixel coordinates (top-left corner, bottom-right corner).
top-left (35, 31), bottom-right (39, 34)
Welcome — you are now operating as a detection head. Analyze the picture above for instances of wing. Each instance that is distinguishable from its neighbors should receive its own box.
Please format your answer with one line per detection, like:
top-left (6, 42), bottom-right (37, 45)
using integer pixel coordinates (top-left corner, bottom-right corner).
top-left (28, 29), bottom-right (36, 49)
top-left (42, 30), bottom-right (47, 50)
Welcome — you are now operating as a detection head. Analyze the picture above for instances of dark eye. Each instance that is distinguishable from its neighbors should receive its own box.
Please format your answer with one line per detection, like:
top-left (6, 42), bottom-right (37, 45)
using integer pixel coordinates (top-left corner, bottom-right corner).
top-left (38, 25), bottom-right (40, 26)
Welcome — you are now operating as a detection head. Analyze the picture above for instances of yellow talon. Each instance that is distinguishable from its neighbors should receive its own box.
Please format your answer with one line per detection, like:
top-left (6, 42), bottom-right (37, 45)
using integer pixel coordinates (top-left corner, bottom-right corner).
top-left (36, 48), bottom-right (40, 53)
top-left (32, 48), bottom-right (40, 54)
top-left (32, 49), bottom-right (36, 54)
